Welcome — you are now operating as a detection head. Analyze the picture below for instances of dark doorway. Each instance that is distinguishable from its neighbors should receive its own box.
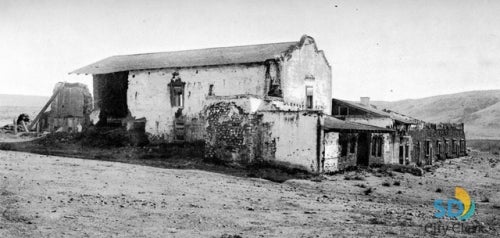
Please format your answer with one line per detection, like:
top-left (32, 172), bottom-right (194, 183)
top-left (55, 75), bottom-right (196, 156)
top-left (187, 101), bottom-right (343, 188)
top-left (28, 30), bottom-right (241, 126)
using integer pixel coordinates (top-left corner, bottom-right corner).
top-left (356, 133), bottom-right (370, 166)
top-left (399, 145), bottom-right (404, 164)
top-left (93, 72), bottom-right (129, 126)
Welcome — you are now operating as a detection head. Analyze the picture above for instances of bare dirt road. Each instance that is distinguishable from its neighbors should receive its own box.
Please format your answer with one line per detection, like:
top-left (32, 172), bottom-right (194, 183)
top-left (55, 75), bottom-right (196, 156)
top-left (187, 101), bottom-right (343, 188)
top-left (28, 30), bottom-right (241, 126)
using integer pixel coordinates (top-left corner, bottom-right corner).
top-left (0, 150), bottom-right (499, 237)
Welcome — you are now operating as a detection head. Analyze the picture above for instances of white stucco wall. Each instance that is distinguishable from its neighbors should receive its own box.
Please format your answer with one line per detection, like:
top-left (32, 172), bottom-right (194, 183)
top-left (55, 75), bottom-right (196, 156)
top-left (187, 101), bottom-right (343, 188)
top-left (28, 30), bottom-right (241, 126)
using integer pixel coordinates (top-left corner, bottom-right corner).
top-left (392, 138), bottom-right (401, 164)
top-left (280, 37), bottom-right (332, 114)
top-left (127, 64), bottom-right (266, 140)
top-left (323, 132), bottom-right (340, 172)
top-left (261, 111), bottom-right (319, 172)
top-left (122, 36), bottom-right (333, 143)
top-left (382, 133), bottom-right (394, 164)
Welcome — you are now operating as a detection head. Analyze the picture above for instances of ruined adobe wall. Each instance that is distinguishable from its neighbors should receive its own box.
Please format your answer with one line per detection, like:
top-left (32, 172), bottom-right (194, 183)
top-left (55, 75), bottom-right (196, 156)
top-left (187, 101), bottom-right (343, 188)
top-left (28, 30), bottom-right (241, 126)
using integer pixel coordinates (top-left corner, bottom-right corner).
top-left (259, 111), bottom-right (320, 172)
top-left (368, 133), bottom-right (396, 165)
top-left (323, 131), bottom-right (398, 172)
top-left (382, 133), bottom-right (396, 164)
top-left (49, 82), bottom-right (93, 132)
top-left (203, 104), bottom-right (321, 172)
top-left (323, 132), bottom-right (340, 172)
top-left (408, 125), bottom-right (466, 140)
top-left (339, 153), bottom-right (357, 170)
top-left (280, 37), bottom-right (332, 114)
top-left (51, 82), bottom-right (92, 118)
top-left (336, 133), bottom-right (358, 171)
top-left (204, 101), bottom-right (261, 164)
top-left (127, 64), bottom-right (266, 142)
top-left (408, 125), bottom-right (466, 165)
top-left (391, 135), bottom-right (404, 164)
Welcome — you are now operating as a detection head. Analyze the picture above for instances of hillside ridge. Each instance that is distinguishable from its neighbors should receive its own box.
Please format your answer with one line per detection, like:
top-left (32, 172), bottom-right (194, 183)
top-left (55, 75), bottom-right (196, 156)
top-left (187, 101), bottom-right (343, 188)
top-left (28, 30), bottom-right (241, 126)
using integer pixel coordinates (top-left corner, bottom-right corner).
top-left (371, 90), bottom-right (500, 139)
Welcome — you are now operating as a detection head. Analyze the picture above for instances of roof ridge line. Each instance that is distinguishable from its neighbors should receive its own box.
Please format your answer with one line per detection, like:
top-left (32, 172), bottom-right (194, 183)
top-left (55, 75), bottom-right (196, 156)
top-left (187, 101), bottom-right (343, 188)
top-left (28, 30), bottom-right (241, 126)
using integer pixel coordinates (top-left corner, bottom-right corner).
top-left (111, 41), bottom-right (299, 58)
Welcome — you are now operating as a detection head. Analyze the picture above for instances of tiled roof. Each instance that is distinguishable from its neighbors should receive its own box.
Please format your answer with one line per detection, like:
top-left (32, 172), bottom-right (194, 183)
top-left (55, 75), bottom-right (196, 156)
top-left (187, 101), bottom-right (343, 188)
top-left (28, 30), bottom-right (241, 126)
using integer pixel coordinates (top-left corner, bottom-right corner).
top-left (70, 41), bottom-right (298, 75)
top-left (324, 116), bottom-right (394, 133)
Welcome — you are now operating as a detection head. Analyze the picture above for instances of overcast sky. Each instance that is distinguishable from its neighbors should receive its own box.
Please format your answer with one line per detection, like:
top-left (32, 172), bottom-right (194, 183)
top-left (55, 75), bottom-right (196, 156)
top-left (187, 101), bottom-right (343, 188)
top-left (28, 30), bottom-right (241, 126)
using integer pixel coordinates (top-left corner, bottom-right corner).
top-left (1, 0), bottom-right (499, 101)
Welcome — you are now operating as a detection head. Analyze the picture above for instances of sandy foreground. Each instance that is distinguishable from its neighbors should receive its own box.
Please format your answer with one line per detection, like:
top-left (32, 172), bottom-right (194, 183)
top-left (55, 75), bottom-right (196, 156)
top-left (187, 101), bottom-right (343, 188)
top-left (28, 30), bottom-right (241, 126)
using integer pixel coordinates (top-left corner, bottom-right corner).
top-left (0, 150), bottom-right (499, 238)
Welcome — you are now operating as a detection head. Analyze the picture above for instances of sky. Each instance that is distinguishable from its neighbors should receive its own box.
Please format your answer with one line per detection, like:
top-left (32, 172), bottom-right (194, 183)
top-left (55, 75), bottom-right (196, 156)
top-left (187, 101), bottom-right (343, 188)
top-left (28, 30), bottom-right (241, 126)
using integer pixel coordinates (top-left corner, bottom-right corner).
top-left (1, 0), bottom-right (500, 101)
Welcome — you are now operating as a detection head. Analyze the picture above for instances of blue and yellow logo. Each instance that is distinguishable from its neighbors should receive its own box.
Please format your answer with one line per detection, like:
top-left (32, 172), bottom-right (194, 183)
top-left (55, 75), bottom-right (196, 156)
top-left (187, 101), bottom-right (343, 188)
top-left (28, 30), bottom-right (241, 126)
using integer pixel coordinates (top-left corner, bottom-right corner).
top-left (434, 186), bottom-right (475, 221)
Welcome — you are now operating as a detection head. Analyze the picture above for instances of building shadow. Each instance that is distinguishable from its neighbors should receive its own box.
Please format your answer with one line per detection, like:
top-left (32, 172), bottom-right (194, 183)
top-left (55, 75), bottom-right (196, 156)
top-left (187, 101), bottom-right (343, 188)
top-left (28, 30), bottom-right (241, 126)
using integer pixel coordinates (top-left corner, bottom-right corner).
top-left (0, 134), bottom-right (313, 183)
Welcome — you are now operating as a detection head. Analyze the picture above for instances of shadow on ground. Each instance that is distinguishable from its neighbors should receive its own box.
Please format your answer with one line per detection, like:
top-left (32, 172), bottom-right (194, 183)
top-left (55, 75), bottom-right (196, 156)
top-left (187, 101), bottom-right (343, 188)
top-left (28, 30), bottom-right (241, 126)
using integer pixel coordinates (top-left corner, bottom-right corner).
top-left (0, 130), bottom-right (313, 183)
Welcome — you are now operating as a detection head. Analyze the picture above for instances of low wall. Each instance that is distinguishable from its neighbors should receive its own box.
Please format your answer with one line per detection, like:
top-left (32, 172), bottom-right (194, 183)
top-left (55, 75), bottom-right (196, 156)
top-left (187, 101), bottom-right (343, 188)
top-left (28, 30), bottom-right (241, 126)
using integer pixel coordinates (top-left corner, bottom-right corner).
top-left (204, 103), bottom-right (321, 172)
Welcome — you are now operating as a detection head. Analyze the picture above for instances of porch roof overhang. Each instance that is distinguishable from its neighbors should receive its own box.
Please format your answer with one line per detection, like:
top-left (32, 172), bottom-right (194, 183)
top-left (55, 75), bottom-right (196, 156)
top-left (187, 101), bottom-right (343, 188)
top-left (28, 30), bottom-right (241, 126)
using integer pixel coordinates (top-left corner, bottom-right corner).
top-left (324, 116), bottom-right (395, 133)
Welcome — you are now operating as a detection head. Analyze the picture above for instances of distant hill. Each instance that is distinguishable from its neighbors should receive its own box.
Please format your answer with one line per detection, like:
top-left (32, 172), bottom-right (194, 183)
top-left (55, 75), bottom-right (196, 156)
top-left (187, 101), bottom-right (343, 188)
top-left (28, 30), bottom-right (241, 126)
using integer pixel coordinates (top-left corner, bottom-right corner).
top-left (371, 90), bottom-right (500, 139)
top-left (0, 94), bottom-right (49, 126)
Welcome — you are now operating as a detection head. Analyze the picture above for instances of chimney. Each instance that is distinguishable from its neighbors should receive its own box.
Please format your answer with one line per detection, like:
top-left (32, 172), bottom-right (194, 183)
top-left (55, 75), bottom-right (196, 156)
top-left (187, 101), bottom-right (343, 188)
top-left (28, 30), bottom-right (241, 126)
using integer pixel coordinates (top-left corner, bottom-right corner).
top-left (360, 97), bottom-right (370, 106)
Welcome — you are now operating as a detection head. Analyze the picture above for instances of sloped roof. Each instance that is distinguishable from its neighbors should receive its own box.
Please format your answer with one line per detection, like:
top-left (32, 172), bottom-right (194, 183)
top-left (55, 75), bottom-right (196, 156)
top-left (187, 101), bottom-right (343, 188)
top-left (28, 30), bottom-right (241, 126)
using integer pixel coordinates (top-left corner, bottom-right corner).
top-left (324, 116), bottom-right (394, 133)
top-left (332, 98), bottom-right (392, 117)
top-left (384, 110), bottom-right (422, 124)
top-left (332, 98), bottom-right (418, 124)
top-left (70, 41), bottom-right (299, 75)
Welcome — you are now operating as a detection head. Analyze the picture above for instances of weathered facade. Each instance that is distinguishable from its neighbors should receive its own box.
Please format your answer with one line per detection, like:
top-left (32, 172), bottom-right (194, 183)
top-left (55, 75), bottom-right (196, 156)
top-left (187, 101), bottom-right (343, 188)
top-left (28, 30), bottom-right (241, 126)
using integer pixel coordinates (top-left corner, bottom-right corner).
top-left (72, 35), bottom-right (347, 172)
top-left (71, 35), bottom-right (466, 173)
top-left (47, 82), bottom-right (92, 132)
top-left (322, 117), bottom-right (394, 172)
top-left (407, 123), bottom-right (467, 166)
top-left (331, 97), bottom-right (467, 168)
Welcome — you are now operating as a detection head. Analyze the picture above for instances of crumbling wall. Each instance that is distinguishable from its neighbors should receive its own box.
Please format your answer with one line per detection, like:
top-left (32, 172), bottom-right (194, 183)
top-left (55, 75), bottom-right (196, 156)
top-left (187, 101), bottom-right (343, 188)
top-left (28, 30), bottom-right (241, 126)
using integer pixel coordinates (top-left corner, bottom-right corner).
top-left (279, 36), bottom-right (332, 114)
top-left (323, 132), bottom-right (362, 172)
top-left (49, 82), bottom-right (92, 132)
top-left (127, 64), bottom-right (266, 142)
top-left (204, 101), bottom-right (261, 164)
top-left (396, 136), bottom-right (413, 165)
top-left (391, 135), bottom-right (403, 164)
top-left (321, 131), bottom-right (398, 172)
top-left (368, 133), bottom-right (387, 165)
top-left (323, 132), bottom-right (339, 172)
top-left (51, 82), bottom-right (92, 118)
top-left (337, 133), bottom-right (359, 170)
top-left (408, 124), bottom-right (466, 165)
top-left (325, 131), bottom-right (395, 168)
top-left (338, 153), bottom-right (357, 170)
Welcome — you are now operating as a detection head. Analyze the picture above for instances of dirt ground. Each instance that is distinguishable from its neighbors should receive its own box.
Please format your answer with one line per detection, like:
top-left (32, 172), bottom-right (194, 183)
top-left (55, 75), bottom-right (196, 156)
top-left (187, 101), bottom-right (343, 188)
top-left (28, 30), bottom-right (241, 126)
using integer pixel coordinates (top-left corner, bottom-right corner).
top-left (0, 149), bottom-right (499, 237)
